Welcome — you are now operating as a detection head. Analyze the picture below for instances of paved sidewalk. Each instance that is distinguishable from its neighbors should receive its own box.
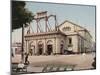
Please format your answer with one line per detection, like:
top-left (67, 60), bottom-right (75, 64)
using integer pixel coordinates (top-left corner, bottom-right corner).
top-left (12, 53), bottom-right (95, 73)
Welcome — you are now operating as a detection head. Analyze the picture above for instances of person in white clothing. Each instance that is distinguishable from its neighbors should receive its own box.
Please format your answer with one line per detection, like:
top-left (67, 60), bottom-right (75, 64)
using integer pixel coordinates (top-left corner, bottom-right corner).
top-left (17, 61), bottom-right (25, 71)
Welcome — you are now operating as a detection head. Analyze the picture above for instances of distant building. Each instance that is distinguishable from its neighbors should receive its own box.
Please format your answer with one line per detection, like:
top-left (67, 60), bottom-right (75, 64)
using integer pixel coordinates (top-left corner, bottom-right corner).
top-left (24, 20), bottom-right (92, 55)
top-left (12, 42), bottom-right (22, 55)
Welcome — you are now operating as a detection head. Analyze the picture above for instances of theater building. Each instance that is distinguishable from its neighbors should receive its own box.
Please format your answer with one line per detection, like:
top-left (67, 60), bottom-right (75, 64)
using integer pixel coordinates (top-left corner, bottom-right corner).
top-left (24, 20), bottom-right (92, 55)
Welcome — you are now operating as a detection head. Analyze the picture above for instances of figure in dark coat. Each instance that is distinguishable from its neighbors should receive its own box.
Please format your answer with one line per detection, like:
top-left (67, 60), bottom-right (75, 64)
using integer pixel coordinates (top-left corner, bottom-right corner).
top-left (25, 53), bottom-right (29, 65)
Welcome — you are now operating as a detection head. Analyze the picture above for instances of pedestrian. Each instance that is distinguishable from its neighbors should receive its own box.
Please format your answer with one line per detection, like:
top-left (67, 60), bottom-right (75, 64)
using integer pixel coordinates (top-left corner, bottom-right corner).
top-left (17, 61), bottom-right (24, 71)
top-left (25, 53), bottom-right (29, 65)
top-left (11, 48), bottom-right (14, 57)
top-left (12, 52), bottom-right (14, 57)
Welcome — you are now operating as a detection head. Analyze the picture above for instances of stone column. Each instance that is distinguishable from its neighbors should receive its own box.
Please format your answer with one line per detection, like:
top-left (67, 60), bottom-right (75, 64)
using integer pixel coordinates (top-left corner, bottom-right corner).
top-left (25, 40), bottom-right (27, 53)
top-left (27, 40), bottom-right (29, 53)
top-left (53, 37), bottom-right (56, 54)
top-left (35, 40), bottom-right (38, 55)
top-left (43, 39), bottom-right (46, 54)
top-left (56, 37), bottom-right (60, 54)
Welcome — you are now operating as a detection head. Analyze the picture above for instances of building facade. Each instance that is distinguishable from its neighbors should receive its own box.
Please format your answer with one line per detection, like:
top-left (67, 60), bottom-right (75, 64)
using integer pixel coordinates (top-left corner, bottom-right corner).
top-left (24, 20), bottom-right (92, 55)
top-left (12, 42), bottom-right (22, 55)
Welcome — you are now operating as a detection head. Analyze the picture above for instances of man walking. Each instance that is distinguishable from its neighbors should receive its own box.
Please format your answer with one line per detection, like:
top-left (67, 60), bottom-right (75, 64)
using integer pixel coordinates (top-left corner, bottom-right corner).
top-left (25, 53), bottom-right (29, 65)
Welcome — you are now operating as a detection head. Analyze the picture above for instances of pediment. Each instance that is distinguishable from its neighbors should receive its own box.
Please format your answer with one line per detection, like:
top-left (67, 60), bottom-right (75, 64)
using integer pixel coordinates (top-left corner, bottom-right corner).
top-left (57, 20), bottom-right (85, 34)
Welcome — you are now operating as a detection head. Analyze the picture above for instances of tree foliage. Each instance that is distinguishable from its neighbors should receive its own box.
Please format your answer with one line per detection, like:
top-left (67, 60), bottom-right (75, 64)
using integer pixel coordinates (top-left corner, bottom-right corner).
top-left (12, 1), bottom-right (34, 30)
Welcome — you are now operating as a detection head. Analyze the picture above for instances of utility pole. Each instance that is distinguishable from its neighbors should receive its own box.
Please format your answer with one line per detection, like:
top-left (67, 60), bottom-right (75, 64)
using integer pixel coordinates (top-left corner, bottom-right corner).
top-left (21, 24), bottom-right (24, 62)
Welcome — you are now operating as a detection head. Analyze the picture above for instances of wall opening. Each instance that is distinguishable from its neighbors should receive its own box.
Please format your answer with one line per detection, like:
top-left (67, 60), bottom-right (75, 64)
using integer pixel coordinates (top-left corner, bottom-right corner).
top-left (47, 45), bottom-right (53, 55)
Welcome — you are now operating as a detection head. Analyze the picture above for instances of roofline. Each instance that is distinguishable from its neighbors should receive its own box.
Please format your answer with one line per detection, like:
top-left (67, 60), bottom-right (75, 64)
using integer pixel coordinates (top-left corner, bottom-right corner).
top-left (57, 20), bottom-right (92, 38)
top-left (57, 20), bottom-right (86, 29)
top-left (78, 29), bottom-right (92, 38)
top-left (25, 31), bottom-right (66, 37)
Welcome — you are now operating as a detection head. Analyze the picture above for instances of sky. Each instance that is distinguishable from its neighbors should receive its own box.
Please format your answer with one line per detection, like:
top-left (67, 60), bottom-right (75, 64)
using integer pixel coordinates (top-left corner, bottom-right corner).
top-left (12, 1), bottom-right (96, 43)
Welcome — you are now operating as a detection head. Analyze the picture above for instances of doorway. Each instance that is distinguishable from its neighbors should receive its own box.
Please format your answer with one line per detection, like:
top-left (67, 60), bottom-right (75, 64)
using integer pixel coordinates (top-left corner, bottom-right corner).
top-left (38, 44), bottom-right (43, 55)
top-left (60, 44), bottom-right (64, 54)
top-left (47, 45), bottom-right (53, 55)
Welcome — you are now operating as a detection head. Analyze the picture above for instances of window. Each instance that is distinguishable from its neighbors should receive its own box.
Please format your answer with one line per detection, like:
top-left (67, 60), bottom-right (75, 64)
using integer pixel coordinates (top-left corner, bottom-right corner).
top-left (62, 27), bottom-right (71, 31)
top-left (68, 38), bottom-right (73, 47)
top-left (69, 38), bottom-right (72, 44)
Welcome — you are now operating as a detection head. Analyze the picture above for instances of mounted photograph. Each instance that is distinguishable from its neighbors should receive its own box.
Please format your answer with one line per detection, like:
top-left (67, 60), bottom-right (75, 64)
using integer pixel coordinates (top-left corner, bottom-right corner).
top-left (11, 0), bottom-right (96, 74)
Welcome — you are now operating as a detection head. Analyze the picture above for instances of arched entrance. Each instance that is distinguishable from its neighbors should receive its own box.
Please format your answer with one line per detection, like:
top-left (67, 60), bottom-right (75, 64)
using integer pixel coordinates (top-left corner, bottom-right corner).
top-left (60, 41), bottom-right (64, 54)
top-left (38, 41), bottom-right (43, 55)
top-left (29, 41), bottom-right (35, 55)
top-left (47, 40), bottom-right (53, 55)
